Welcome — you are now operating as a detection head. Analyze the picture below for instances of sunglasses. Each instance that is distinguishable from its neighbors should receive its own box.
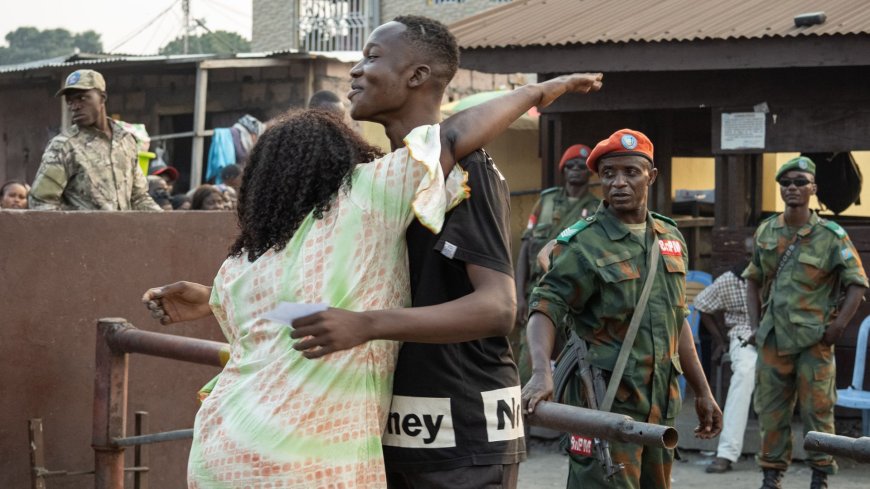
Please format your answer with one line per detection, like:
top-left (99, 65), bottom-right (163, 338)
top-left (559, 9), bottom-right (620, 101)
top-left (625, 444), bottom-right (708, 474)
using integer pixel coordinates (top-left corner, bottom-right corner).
top-left (564, 161), bottom-right (588, 171)
top-left (778, 178), bottom-right (814, 188)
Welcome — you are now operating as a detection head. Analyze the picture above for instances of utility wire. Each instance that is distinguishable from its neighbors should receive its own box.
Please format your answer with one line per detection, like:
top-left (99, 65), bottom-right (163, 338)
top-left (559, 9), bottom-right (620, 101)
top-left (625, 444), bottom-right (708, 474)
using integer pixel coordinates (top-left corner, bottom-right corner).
top-left (109, 0), bottom-right (181, 52)
top-left (193, 18), bottom-right (240, 53)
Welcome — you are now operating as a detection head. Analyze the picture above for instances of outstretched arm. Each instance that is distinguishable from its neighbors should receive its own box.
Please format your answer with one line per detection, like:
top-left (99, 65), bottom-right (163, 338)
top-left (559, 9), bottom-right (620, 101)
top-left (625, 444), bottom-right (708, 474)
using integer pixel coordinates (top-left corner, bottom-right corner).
top-left (291, 264), bottom-right (515, 357)
top-left (438, 73), bottom-right (603, 175)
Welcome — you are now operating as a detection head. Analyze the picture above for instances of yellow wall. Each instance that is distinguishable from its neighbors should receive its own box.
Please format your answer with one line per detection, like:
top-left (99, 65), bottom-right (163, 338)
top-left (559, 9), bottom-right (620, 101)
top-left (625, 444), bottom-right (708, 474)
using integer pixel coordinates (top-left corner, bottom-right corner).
top-left (672, 157), bottom-right (715, 194)
top-left (671, 153), bottom-right (870, 217)
top-left (762, 152), bottom-right (870, 216)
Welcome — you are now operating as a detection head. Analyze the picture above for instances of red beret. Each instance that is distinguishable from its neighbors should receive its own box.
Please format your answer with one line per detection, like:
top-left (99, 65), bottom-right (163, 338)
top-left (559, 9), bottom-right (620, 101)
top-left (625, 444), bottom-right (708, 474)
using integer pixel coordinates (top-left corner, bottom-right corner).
top-left (558, 144), bottom-right (592, 171)
top-left (586, 129), bottom-right (654, 173)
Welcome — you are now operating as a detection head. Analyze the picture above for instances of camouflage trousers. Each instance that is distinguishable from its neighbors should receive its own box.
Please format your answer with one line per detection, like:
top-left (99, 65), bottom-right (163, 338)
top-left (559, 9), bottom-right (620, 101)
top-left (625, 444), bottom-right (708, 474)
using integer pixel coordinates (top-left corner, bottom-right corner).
top-left (565, 431), bottom-right (674, 489)
top-left (755, 333), bottom-right (838, 474)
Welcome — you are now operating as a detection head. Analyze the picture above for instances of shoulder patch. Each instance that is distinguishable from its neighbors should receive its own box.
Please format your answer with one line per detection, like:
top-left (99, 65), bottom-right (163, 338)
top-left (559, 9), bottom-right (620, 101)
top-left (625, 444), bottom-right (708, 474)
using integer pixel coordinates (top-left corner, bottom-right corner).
top-left (541, 187), bottom-right (560, 196)
top-left (651, 212), bottom-right (677, 227)
top-left (821, 219), bottom-right (847, 239)
top-left (556, 217), bottom-right (595, 244)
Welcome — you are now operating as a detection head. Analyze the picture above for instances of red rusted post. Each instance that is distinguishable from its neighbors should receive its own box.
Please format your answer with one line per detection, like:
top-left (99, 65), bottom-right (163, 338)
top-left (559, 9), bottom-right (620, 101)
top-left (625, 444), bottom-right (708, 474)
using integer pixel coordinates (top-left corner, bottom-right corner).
top-left (134, 412), bottom-right (150, 489)
top-left (94, 319), bottom-right (129, 489)
top-left (29, 418), bottom-right (47, 489)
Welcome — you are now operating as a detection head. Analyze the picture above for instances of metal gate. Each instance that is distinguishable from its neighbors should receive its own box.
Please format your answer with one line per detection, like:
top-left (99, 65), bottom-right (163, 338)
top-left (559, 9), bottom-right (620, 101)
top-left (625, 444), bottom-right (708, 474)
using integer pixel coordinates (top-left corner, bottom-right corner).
top-left (299, 0), bottom-right (375, 51)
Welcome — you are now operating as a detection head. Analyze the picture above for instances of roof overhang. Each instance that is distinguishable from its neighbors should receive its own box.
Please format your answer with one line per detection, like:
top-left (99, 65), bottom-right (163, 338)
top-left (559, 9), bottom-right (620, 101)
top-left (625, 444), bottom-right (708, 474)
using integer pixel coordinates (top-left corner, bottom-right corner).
top-left (460, 34), bottom-right (870, 74)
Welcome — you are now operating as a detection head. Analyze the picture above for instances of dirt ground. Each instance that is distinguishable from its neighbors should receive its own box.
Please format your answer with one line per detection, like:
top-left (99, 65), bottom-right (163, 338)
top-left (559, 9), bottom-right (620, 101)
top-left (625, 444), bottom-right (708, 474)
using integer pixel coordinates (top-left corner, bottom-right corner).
top-left (517, 438), bottom-right (870, 488)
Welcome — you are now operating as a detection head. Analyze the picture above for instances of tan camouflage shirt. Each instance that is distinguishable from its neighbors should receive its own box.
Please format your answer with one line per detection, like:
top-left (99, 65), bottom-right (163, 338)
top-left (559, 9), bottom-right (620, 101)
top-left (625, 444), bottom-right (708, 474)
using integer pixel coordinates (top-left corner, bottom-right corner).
top-left (743, 212), bottom-right (868, 354)
top-left (29, 119), bottom-right (160, 211)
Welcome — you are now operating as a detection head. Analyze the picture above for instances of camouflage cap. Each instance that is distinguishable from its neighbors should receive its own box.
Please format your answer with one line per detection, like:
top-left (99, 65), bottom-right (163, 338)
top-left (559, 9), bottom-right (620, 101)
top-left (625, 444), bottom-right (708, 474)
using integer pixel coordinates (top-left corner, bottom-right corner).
top-left (55, 69), bottom-right (106, 97)
top-left (775, 156), bottom-right (816, 181)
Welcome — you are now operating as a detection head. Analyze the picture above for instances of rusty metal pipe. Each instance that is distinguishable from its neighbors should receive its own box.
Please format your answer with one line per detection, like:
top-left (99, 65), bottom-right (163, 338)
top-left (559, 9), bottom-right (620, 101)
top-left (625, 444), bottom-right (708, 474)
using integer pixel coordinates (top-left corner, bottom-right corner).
top-left (526, 401), bottom-right (679, 449)
top-left (114, 429), bottom-right (194, 447)
top-left (804, 431), bottom-right (870, 463)
top-left (103, 319), bottom-right (228, 367)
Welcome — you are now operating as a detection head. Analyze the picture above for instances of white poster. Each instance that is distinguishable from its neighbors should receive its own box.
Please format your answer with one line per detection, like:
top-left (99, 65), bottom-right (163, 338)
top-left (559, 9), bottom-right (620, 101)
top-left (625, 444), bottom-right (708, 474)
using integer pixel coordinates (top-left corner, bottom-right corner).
top-left (721, 112), bottom-right (766, 150)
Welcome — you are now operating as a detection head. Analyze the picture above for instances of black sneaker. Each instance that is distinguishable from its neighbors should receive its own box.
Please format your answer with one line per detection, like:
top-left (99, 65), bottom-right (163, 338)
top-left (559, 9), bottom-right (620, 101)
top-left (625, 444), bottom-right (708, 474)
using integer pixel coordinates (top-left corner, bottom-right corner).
top-left (810, 469), bottom-right (828, 489)
top-left (760, 468), bottom-right (784, 489)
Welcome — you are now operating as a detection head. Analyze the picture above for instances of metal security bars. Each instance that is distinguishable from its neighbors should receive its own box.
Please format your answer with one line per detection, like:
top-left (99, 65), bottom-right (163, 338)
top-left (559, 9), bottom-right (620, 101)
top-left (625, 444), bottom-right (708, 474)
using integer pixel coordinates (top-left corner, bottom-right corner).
top-left (299, 0), bottom-right (375, 52)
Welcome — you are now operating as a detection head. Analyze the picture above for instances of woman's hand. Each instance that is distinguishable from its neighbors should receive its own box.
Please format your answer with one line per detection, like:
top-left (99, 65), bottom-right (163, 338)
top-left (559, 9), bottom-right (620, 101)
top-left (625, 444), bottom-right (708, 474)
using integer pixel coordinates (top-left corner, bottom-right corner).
top-left (142, 281), bottom-right (213, 325)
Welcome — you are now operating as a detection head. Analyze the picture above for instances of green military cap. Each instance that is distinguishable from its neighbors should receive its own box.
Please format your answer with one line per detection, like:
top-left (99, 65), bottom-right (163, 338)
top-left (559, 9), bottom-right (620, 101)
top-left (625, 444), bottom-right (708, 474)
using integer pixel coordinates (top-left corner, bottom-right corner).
top-left (55, 69), bottom-right (106, 97)
top-left (775, 156), bottom-right (816, 181)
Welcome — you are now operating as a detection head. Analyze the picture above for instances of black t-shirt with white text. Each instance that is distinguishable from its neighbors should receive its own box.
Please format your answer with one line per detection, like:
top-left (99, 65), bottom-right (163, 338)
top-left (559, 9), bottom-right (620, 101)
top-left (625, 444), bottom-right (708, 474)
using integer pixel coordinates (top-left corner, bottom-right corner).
top-left (383, 150), bottom-right (526, 472)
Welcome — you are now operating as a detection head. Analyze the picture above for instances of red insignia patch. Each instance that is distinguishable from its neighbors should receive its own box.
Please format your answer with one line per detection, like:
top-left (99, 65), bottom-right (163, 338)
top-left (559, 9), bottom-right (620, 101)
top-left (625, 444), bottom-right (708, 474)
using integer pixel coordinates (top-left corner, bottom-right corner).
top-left (569, 434), bottom-right (593, 456)
top-left (658, 239), bottom-right (683, 256)
top-left (527, 213), bottom-right (537, 230)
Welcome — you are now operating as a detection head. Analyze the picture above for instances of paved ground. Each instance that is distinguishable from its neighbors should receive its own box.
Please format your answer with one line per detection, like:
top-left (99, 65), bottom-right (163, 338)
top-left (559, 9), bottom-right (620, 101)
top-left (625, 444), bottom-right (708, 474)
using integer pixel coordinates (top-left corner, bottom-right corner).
top-left (517, 438), bottom-right (870, 488)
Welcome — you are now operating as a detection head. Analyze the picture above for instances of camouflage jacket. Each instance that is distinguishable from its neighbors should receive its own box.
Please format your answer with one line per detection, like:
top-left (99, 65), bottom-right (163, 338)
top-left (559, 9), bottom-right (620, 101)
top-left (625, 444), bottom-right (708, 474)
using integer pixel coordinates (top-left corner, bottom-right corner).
top-left (29, 119), bottom-right (160, 211)
top-left (522, 187), bottom-right (599, 290)
top-left (743, 212), bottom-right (868, 354)
top-left (529, 205), bottom-right (687, 423)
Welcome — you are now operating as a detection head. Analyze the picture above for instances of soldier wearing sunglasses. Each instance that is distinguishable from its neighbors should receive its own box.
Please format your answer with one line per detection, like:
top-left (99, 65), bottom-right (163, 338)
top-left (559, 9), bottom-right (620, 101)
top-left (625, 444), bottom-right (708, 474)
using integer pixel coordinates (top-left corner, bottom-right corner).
top-left (743, 156), bottom-right (868, 489)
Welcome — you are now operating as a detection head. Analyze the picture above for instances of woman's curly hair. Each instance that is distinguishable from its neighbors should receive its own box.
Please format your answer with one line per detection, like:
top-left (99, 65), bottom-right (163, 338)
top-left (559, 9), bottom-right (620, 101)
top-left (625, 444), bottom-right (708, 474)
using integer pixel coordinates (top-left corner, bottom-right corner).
top-left (229, 110), bottom-right (384, 262)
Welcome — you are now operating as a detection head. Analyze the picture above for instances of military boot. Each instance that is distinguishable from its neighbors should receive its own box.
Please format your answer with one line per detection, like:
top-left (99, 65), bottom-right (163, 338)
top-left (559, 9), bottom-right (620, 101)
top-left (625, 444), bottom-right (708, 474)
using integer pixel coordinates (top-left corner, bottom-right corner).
top-left (810, 469), bottom-right (828, 489)
top-left (760, 468), bottom-right (784, 489)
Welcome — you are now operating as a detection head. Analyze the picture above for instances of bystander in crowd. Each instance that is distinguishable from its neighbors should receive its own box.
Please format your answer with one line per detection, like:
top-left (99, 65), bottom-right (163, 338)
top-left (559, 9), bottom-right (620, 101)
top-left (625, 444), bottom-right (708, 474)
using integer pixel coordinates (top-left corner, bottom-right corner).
top-left (147, 176), bottom-right (173, 211)
top-left (694, 236), bottom-right (757, 474)
top-left (1, 180), bottom-right (29, 209)
top-left (191, 184), bottom-right (225, 210)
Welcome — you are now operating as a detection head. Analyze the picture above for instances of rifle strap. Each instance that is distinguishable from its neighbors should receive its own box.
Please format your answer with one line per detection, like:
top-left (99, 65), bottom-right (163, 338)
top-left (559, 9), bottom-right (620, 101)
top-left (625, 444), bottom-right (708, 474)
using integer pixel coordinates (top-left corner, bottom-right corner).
top-left (600, 228), bottom-right (661, 412)
top-left (762, 231), bottom-right (802, 310)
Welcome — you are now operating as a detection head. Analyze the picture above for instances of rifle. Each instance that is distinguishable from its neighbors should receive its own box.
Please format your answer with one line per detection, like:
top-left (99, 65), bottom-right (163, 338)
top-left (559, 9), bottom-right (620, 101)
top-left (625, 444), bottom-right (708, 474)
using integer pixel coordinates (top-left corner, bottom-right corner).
top-left (552, 332), bottom-right (623, 479)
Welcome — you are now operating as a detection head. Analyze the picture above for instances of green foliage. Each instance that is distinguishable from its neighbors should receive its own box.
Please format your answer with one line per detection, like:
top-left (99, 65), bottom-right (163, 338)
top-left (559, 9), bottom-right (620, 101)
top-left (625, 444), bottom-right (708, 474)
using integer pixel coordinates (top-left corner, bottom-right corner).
top-left (159, 30), bottom-right (250, 55)
top-left (0, 27), bottom-right (103, 65)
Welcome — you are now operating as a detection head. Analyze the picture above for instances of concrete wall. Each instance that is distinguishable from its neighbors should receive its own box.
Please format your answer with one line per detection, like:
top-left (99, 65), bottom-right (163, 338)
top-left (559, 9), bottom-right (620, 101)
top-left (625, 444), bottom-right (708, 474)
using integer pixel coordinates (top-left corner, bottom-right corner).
top-left (0, 211), bottom-right (237, 488)
top-left (252, 0), bottom-right (298, 51)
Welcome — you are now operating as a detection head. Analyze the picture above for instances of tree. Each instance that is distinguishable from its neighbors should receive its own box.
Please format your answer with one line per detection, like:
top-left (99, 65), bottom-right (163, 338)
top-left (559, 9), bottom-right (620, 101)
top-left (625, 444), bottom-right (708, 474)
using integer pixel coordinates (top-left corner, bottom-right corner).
top-left (0, 27), bottom-right (103, 65)
top-left (159, 30), bottom-right (250, 55)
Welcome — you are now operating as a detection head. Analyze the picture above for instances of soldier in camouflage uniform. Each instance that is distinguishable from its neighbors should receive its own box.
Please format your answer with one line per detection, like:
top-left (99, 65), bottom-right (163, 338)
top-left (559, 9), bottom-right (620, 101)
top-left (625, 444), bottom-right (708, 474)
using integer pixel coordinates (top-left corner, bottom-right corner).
top-left (29, 69), bottom-right (160, 211)
top-left (515, 144), bottom-right (600, 383)
top-left (523, 129), bottom-right (722, 489)
top-left (744, 156), bottom-right (868, 489)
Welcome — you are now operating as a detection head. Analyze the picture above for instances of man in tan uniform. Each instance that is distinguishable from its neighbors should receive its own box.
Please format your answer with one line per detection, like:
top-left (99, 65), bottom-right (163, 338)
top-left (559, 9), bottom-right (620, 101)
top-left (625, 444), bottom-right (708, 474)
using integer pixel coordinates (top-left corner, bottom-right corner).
top-left (29, 69), bottom-right (160, 211)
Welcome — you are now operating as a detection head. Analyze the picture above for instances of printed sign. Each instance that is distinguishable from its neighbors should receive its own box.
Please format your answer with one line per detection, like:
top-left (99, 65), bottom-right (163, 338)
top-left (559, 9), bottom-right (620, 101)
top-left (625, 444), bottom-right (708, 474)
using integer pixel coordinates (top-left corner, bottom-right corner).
top-left (721, 112), bottom-right (765, 150)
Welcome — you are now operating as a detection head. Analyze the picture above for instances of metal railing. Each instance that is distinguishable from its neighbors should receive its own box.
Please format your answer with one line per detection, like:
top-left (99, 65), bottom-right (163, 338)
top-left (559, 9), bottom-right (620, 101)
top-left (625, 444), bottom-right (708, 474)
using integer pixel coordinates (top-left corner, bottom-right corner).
top-left (90, 318), bottom-right (228, 489)
top-left (33, 317), bottom-right (682, 488)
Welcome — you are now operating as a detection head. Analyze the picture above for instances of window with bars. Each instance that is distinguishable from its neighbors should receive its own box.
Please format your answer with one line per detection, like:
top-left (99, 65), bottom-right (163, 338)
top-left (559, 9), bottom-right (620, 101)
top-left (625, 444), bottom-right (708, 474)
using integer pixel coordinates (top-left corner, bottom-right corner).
top-left (299, 0), bottom-right (373, 51)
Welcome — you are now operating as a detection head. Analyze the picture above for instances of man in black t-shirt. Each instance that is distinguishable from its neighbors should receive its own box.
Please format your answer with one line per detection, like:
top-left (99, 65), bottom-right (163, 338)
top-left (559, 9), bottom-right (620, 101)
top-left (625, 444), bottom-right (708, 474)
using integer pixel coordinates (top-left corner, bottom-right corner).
top-left (142, 15), bottom-right (604, 489)
top-left (294, 16), bottom-right (527, 488)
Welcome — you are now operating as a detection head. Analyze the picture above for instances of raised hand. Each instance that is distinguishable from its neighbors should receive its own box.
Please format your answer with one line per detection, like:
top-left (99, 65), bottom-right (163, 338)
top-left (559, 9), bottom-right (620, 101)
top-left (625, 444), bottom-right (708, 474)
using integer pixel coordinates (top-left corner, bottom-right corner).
top-left (538, 73), bottom-right (604, 108)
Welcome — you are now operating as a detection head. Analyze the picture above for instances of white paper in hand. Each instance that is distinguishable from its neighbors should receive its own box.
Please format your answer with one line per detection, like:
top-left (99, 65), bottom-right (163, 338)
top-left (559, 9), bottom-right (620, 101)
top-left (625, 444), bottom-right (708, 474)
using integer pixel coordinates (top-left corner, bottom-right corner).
top-left (262, 302), bottom-right (328, 326)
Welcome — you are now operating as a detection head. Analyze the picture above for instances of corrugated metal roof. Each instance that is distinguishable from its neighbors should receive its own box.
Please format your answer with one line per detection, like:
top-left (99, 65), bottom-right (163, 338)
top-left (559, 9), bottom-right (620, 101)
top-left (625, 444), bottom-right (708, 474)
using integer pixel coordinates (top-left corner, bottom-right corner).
top-left (0, 50), bottom-right (361, 74)
top-left (452, 0), bottom-right (870, 49)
